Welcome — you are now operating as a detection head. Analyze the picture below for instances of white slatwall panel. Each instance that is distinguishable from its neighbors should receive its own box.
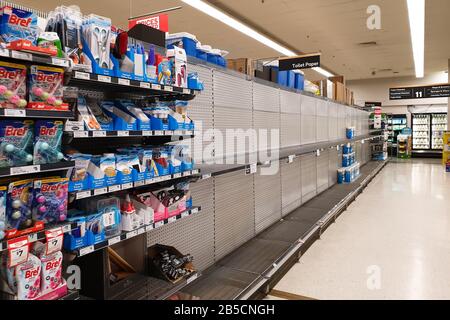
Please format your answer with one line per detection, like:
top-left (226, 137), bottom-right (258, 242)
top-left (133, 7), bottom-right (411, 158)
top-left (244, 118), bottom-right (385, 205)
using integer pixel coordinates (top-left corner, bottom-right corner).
top-left (301, 95), bottom-right (317, 144)
top-left (280, 90), bottom-right (301, 114)
top-left (281, 158), bottom-right (302, 216)
top-left (316, 100), bottom-right (329, 142)
top-left (253, 83), bottom-right (280, 113)
top-left (281, 114), bottom-right (301, 147)
top-left (316, 150), bottom-right (329, 193)
top-left (301, 153), bottom-right (317, 202)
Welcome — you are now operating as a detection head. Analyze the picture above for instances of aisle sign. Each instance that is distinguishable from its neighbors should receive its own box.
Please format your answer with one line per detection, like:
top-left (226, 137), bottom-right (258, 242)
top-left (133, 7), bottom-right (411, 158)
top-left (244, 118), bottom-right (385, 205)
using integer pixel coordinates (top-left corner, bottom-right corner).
top-left (279, 53), bottom-right (321, 71)
top-left (390, 84), bottom-right (450, 100)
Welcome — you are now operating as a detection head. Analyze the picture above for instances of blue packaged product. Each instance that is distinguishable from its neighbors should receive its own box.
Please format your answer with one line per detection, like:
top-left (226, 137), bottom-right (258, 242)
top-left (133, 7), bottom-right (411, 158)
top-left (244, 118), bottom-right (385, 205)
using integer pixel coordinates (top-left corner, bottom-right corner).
top-left (33, 120), bottom-right (64, 165)
top-left (6, 179), bottom-right (33, 232)
top-left (0, 120), bottom-right (34, 167)
top-left (0, 186), bottom-right (6, 240)
top-left (0, 6), bottom-right (38, 44)
top-left (32, 177), bottom-right (68, 224)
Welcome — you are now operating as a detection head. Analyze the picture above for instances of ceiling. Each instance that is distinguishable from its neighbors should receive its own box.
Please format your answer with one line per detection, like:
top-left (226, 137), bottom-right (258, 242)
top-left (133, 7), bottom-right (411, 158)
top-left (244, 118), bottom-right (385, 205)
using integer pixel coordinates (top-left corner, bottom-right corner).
top-left (13, 0), bottom-right (450, 81)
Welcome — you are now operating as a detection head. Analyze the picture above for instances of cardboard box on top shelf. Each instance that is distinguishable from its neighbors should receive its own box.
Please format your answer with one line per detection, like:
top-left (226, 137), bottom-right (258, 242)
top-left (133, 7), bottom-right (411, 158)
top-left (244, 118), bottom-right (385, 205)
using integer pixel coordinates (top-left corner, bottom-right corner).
top-left (329, 75), bottom-right (345, 85)
top-left (334, 82), bottom-right (345, 103)
top-left (254, 66), bottom-right (271, 81)
top-left (327, 79), bottom-right (334, 99)
top-left (227, 58), bottom-right (249, 75)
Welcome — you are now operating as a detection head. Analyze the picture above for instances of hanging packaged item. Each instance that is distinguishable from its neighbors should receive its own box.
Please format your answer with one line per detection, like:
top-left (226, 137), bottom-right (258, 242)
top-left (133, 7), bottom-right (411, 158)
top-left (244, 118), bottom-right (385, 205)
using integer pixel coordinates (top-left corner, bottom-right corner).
top-left (28, 65), bottom-right (68, 111)
top-left (0, 61), bottom-right (28, 109)
top-left (32, 177), bottom-right (68, 224)
top-left (15, 254), bottom-right (41, 300)
top-left (0, 120), bottom-right (34, 167)
top-left (33, 120), bottom-right (64, 165)
top-left (0, 186), bottom-right (6, 240)
top-left (0, 6), bottom-right (39, 45)
top-left (167, 46), bottom-right (187, 88)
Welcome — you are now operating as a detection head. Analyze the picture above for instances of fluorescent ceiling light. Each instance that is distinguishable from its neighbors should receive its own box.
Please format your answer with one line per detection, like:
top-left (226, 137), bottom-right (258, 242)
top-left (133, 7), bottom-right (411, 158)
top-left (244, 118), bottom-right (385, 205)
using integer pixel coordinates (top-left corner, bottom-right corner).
top-left (406, 0), bottom-right (425, 78)
top-left (182, 0), bottom-right (334, 78)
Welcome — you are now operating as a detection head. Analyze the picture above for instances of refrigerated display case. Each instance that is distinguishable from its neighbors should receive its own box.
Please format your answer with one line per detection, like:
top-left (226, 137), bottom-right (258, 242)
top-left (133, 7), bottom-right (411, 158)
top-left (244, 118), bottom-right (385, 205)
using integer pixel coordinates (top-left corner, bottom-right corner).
top-left (431, 113), bottom-right (447, 150)
top-left (412, 113), bottom-right (448, 157)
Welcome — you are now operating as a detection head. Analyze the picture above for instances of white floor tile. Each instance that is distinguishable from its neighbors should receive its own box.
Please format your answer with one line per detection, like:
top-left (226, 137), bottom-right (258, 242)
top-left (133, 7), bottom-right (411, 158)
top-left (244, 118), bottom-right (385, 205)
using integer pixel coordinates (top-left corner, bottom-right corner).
top-left (274, 161), bottom-right (450, 300)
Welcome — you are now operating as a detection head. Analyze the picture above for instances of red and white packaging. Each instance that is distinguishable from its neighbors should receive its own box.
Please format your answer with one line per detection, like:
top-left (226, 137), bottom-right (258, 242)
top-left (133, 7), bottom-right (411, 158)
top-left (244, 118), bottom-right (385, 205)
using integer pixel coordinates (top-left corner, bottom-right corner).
top-left (39, 251), bottom-right (63, 295)
top-left (15, 253), bottom-right (41, 300)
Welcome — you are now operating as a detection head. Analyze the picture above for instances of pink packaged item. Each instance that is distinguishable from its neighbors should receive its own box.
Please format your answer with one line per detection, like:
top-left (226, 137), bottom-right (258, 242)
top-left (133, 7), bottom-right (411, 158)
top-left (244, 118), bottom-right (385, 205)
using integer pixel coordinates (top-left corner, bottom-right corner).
top-left (39, 251), bottom-right (63, 294)
top-left (15, 253), bottom-right (41, 300)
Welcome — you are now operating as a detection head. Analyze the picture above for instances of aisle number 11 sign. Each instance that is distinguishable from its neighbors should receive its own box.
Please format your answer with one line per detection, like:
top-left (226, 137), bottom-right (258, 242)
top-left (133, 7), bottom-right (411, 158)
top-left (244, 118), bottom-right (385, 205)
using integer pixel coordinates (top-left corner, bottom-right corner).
top-left (390, 84), bottom-right (450, 100)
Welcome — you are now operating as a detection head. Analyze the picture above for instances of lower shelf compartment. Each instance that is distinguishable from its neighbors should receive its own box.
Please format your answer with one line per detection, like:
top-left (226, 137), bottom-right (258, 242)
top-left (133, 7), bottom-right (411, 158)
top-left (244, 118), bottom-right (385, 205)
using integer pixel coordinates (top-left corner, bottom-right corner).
top-left (179, 160), bottom-right (388, 300)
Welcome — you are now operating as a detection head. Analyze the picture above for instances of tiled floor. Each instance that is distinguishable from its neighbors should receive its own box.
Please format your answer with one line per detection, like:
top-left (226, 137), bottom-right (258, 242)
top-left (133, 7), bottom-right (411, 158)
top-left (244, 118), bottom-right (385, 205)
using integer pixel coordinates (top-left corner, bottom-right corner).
top-left (271, 159), bottom-right (450, 300)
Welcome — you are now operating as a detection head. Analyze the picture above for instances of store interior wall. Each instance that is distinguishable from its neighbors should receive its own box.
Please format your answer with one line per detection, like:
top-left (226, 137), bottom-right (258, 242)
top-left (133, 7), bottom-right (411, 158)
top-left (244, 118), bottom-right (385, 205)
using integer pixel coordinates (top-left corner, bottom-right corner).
top-left (347, 72), bottom-right (449, 127)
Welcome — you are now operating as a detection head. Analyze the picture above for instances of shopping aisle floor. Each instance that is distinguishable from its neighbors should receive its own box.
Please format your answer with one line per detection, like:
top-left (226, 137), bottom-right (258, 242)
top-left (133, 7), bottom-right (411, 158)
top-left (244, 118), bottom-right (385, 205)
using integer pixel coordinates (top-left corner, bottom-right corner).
top-left (271, 159), bottom-right (450, 300)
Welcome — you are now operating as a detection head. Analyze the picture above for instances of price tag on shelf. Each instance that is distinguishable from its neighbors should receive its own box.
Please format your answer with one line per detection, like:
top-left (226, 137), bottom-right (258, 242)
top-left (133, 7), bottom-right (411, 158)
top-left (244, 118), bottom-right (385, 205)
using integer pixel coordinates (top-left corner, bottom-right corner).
top-left (108, 185), bottom-right (121, 193)
top-left (142, 131), bottom-right (152, 136)
top-left (0, 48), bottom-right (9, 57)
top-left (122, 183), bottom-right (133, 190)
top-left (145, 179), bottom-right (155, 185)
top-left (10, 165), bottom-right (40, 176)
top-left (154, 221), bottom-right (164, 229)
top-left (51, 58), bottom-right (69, 67)
top-left (134, 180), bottom-right (145, 187)
top-left (173, 173), bottom-right (182, 179)
top-left (74, 71), bottom-right (90, 80)
top-left (140, 82), bottom-right (151, 89)
top-left (28, 233), bottom-right (38, 242)
top-left (108, 236), bottom-right (121, 246)
top-left (183, 88), bottom-right (191, 95)
top-left (117, 131), bottom-right (129, 137)
top-left (151, 84), bottom-right (161, 90)
top-left (126, 230), bottom-right (138, 239)
top-left (201, 173), bottom-right (211, 180)
top-left (11, 51), bottom-right (32, 61)
top-left (93, 187), bottom-right (108, 196)
top-left (137, 228), bottom-right (145, 235)
top-left (186, 273), bottom-right (198, 284)
top-left (98, 75), bottom-right (111, 83)
top-left (168, 216), bottom-right (177, 223)
top-left (4, 109), bottom-right (26, 117)
top-left (316, 149), bottom-right (321, 157)
top-left (154, 130), bottom-right (164, 136)
top-left (92, 131), bottom-right (106, 137)
top-left (165, 86), bottom-right (173, 92)
top-left (288, 155), bottom-right (295, 164)
top-left (191, 208), bottom-right (199, 214)
top-left (182, 171), bottom-right (191, 177)
top-left (45, 227), bottom-right (63, 255)
top-left (245, 164), bottom-right (257, 175)
top-left (181, 211), bottom-right (189, 218)
top-left (76, 190), bottom-right (91, 200)
top-left (7, 236), bottom-right (29, 268)
top-left (145, 225), bottom-right (154, 232)
top-left (74, 131), bottom-right (88, 138)
top-left (62, 224), bottom-right (71, 233)
top-left (192, 169), bottom-right (199, 175)
top-left (173, 130), bottom-right (183, 136)
top-left (79, 245), bottom-right (94, 256)
top-left (118, 78), bottom-right (130, 86)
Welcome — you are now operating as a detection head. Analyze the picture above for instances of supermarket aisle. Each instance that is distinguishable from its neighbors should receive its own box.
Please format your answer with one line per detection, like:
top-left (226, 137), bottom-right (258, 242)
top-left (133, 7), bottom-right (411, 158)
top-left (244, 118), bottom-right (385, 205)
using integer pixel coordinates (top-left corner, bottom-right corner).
top-left (272, 159), bottom-right (450, 300)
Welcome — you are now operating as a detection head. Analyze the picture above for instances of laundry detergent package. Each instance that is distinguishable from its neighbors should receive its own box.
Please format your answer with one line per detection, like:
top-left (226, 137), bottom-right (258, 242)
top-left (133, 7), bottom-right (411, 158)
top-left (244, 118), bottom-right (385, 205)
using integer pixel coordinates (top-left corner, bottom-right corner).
top-left (32, 177), bottom-right (68, 224)
top-left (0, 61), bottom-right (27, 109)
top-left (33, 120), bottom-right (64, 165)
top-left (0, 120), bottom-right (34, 167)
top-left (0, 186), bottom-right (6, 241)
top-left (28, 65), bottom-right (68, 111)
top-left (0, 6), bottom-right (39, 45)
top-left (15, 253), bottom-right (41, 300)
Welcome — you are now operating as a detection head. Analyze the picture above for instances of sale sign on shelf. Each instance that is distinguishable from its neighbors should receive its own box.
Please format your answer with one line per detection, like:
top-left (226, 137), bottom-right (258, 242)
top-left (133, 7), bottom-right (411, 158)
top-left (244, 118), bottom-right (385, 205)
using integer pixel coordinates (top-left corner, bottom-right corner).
top-left (45, 227), bottom-right (63, 255)
top-left (7, 236), bottom-right (29, 268)
top-left (128, 14), bottom-right (168, 32)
